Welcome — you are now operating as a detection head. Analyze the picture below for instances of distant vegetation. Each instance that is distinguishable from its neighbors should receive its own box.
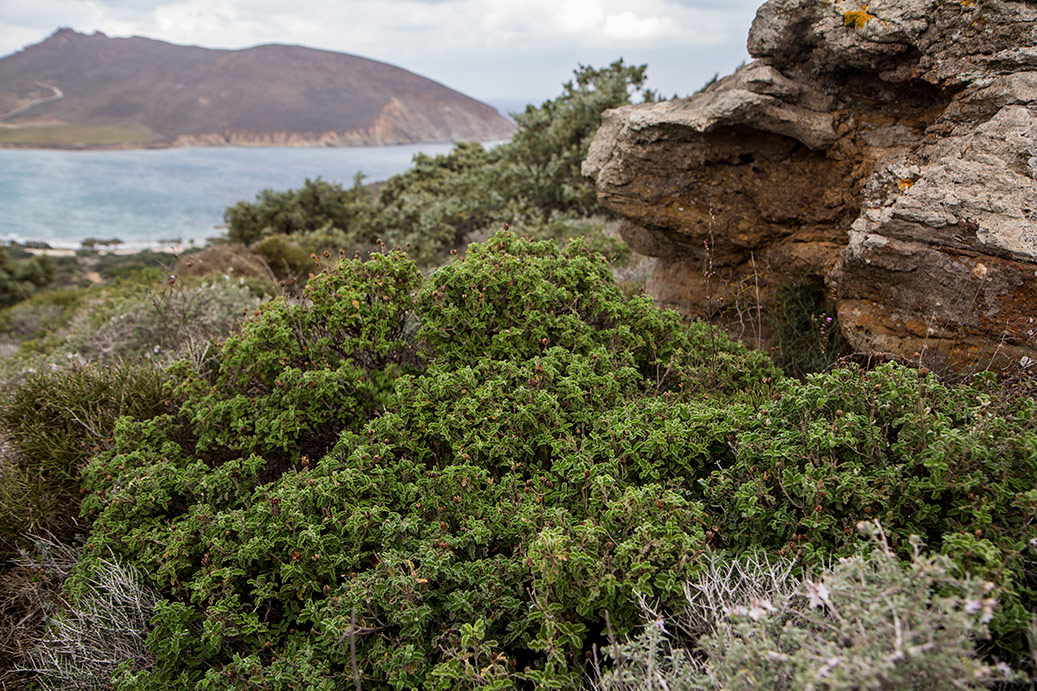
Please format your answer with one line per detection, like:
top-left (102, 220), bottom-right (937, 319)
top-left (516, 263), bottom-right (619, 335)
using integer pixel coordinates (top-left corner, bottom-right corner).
top-left (0, 125), bottom-right (152, 147)
top-left (0, 247), bottom-right (53, 308)
top-left (0, 61), bottom-right (1033, 691)
top-left (226, 60), bottom-right (657, 268)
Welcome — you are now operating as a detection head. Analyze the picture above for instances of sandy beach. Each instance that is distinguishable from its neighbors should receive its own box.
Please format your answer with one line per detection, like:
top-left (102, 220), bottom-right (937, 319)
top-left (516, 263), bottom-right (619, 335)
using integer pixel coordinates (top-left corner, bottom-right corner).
top-left (23, 245), bottom-right (185, 257)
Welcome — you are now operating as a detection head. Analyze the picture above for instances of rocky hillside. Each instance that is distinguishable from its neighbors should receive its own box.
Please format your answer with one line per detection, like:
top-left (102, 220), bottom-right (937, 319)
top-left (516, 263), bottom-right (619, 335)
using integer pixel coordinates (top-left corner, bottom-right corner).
top-left (0, 29), bottom-right (515, 148)
top-left (583, 0), bottom-right (1036, 373)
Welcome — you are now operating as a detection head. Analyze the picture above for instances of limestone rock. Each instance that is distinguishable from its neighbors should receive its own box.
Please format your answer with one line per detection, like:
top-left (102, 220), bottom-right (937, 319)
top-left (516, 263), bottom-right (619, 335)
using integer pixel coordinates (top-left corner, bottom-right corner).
top-left (583, 0), bottom-right (1037, 371)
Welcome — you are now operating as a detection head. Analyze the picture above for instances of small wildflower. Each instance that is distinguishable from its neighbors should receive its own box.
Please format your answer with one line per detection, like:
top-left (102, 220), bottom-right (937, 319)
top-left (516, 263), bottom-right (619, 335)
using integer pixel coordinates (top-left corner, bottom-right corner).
top-left (804, 580), bottom-right (831, 609)
top-left (747, 598), bottom-right (775, 621)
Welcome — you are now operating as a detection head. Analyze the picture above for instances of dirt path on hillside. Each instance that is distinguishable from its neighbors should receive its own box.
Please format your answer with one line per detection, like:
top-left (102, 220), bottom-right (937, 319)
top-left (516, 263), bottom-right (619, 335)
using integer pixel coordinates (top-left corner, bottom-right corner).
top-left (0, 83), bottom-right (64, 123)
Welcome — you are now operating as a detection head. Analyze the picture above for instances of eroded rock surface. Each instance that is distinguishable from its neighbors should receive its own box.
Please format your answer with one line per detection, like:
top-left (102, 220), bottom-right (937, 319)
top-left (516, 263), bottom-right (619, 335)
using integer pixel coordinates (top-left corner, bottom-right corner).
top-left (584, 0), bottom-right (1037, 371)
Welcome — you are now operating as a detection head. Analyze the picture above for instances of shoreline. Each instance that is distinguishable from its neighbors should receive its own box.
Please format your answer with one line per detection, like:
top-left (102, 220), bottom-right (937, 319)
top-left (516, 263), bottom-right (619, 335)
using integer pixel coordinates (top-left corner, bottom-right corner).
top-left (22, 245), bottom-right (188, 257)
top-left (0, 136), bottom-right (512, 153)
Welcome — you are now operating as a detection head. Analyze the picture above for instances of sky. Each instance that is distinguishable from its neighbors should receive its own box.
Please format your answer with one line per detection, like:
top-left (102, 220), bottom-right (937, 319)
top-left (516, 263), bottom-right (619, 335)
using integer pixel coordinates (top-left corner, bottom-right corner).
top-left (0, 0), bottom-right (764, 106)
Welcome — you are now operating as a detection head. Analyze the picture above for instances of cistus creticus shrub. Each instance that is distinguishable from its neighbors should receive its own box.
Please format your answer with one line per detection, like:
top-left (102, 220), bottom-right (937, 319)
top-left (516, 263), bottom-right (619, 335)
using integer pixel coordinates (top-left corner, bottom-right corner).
top-left (71, 233), bottom-right (1035, 688)
top-left (75, 233), bottom-right (776, 689)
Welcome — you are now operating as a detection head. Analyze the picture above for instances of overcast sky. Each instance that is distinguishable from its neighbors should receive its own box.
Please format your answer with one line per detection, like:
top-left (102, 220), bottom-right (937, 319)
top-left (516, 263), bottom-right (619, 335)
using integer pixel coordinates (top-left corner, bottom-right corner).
top-left (0, 0), bottom-right (763, 106)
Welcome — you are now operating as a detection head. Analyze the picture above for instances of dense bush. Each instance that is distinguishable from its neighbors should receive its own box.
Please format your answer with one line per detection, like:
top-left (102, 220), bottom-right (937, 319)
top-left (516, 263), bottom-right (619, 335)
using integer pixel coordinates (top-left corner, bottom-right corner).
top-left (375, 142), bottom-right (506, 265)
top-left (225, 176), bottom-right (376, 247)
top-left (701, 363), bottom-right (1037, 656)
top-left (74, 233), bottom-right (775, 689)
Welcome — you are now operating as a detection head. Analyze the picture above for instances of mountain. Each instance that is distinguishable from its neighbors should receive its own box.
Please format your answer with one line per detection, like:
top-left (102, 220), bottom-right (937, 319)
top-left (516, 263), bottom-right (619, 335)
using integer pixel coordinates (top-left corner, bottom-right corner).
top-left (0, 28), bottom-right (516, 149)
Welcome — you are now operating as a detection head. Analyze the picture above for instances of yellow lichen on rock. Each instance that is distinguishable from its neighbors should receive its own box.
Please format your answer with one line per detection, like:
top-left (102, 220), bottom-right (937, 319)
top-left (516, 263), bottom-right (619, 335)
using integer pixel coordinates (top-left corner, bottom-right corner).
top-left (843, 7), bottom-right (875, 28)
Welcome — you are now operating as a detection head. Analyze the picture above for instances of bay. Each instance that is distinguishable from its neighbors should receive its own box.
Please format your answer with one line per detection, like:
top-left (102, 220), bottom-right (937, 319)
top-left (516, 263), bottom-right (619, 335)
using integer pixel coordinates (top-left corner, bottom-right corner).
top-left (0, 142), bottom-right (465, 249)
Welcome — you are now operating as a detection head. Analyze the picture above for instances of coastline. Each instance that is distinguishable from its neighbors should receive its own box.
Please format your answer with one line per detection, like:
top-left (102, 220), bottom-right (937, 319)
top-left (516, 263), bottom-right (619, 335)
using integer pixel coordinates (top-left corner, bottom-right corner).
top-left (0, 141), bottom-right (498, 251)
top-left (0, 130), bottom-right (514, 152)
top-left (23, 245), bottom-right (188, 257)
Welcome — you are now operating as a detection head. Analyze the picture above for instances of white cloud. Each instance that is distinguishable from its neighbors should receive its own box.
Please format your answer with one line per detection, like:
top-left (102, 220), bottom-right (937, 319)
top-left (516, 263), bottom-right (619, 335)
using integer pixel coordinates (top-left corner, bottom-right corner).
top-left (0, 0), bottom-right (761, 100)
top-left (602, 11), bottom-right (679, 40)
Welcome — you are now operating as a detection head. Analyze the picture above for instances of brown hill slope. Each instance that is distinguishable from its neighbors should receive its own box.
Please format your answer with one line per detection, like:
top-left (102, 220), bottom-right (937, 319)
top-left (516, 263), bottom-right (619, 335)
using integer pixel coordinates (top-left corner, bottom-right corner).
top-left (0, 28), bottom-right (515, 148)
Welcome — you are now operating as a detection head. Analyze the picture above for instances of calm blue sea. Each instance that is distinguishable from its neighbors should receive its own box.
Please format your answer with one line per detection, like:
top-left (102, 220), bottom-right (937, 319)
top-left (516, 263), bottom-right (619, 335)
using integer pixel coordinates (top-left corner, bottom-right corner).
top-left (0, 143), bottom-right (465, 249)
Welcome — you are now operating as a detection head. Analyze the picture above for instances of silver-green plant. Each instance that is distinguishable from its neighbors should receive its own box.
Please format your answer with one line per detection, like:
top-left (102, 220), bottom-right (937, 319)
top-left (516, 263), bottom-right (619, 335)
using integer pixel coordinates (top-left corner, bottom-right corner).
top-left (595, 522), bottom-right (1022, 690)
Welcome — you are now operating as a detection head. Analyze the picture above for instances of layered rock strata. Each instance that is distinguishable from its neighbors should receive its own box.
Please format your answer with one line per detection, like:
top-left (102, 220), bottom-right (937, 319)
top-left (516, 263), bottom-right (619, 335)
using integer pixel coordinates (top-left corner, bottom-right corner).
top-left (583, 0), bottom-right (1037, 371)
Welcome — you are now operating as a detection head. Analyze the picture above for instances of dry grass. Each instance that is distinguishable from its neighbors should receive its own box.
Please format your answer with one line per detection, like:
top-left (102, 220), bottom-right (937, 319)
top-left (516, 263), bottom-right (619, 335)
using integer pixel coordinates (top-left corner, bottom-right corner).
top-left (0, 536), bottom-right (157, 691)
top-left (175, 243), bottom-right (278, 282)
top-left (0, 126), bottom-right (153, 147)
top-left (0, 537), bottom-right (77, 691)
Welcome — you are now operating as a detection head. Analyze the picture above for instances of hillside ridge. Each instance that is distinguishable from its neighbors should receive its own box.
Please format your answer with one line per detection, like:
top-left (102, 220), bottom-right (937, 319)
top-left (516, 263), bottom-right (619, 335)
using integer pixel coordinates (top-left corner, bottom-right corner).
top-left (0, 28), bottom-right (515, 149)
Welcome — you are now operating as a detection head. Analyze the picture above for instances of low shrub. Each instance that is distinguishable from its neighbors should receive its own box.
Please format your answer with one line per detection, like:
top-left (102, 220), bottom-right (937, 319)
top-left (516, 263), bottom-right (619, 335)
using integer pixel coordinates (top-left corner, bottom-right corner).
top-left (92, 250), bottom-right (172, 283)
top-left (768, 276), bottom-right (849, 377)
top-left (0, 248), bottom-right (54, 309)
top-left (0, 287), bottom-right (87, 343)
top-left (74, 233), bottom-right (773, 689)
top-left (596, 525), bottom-right (1022, 690)
top-left (251, 234), bottom-right (315, 279)
top-left (700, 363), bottom-right (1037, 659)
top-left (54, 233), bottom-right (1034, 688)
top-left (67, 277), bottom-right (261, 365)
top-left (0, 276), bottom-right (262, 376)
top-left (175, 244), bottom-right (274, 282)
top-left (225, 176), bottom-right (376, 247)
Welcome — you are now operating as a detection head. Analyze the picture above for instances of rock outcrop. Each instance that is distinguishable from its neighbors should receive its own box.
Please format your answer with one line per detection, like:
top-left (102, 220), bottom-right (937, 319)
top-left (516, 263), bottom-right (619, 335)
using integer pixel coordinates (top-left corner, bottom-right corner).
top-left (583, 0), bottom-right (1037, 372)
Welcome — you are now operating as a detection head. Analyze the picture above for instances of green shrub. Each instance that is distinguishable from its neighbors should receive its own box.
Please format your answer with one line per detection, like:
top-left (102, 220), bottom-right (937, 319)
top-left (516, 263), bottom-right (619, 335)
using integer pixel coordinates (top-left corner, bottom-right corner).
top-left (72, 233), bottom-right (769, 689)
top-left (376, 142), bottom-right (505, 265)
top-left (0, 362), bottom-right (168, 557)
top-left (416, 233), bottom-right (777, 396)
top-left (252, 234), bottom-right (317, 278)
top-left (768, 276), bottom-right (849, 377)
top-left (0, 248), bottom-right (54, 308)
top-left (92, 250), bottom-right (171, 283)
top-left (701, 364), bottom-right (1037, 658)
top-left (225, 176), bottom-right (376, 247)
top-left (0, 287), bottom-right (87, 342)
top-left (54, 234), bottom-right (1035, 687)
top-left (222, 60), bottom-right (657, 267)
top-left (499, 60), bottom-right (656, 218)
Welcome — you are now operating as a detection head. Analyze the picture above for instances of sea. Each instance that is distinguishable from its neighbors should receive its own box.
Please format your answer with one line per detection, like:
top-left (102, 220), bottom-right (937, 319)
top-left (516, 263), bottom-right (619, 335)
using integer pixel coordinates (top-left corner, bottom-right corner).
top-left (0, 142), bottom-right (469, 250)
